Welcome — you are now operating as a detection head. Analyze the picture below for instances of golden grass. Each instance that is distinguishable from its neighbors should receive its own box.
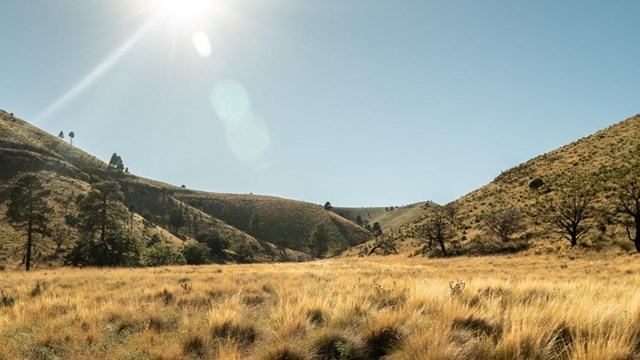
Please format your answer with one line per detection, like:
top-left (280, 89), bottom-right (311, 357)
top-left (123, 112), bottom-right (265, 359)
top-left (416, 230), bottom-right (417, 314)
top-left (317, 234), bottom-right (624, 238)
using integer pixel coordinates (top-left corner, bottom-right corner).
top-left (1, 254), bottom-right (640, 359)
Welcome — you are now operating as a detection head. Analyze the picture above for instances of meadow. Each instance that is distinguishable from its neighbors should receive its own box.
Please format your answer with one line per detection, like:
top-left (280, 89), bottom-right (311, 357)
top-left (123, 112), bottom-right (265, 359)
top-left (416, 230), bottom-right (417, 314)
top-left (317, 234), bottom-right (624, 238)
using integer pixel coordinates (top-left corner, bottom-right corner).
top-left (1, 253), bottom-right (640, 360)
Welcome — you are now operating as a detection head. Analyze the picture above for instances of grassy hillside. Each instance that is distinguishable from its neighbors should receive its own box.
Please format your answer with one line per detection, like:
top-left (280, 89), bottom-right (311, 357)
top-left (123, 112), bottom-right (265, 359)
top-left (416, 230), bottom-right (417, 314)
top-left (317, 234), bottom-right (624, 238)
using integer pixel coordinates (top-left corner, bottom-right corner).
top-left (173, 191), bottom-right (372, 253)
top-left (0, 109), bottom-right (367, 267)
top-left (2, 254), bottom-right (640, 359)
top-left (333, 201), bottom-right (437, 233)
top-left (386, 114), bottom-right (640, 256)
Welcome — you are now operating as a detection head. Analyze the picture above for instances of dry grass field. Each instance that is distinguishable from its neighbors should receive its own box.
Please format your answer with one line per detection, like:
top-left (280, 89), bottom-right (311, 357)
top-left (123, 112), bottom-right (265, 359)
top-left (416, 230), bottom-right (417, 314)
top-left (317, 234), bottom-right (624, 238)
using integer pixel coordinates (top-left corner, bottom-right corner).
top-left (2, 254), bottom-right (640, 360)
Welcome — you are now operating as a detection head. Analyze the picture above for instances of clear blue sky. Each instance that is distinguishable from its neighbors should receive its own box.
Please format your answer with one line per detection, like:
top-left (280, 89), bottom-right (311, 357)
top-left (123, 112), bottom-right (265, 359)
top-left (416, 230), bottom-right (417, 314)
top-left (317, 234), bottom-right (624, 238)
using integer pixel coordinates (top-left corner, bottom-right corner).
top-left (1, 0), bottom-right (638, 206)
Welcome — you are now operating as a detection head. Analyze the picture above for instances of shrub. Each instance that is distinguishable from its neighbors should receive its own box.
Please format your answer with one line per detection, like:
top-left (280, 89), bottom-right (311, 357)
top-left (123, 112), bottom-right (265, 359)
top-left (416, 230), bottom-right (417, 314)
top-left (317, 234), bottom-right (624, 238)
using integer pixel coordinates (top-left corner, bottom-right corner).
top-left (529, 178), bottom-right (544, 190)
top-left (197, 232), bottom-right (230, 259)
top-left (1, 293), bottom-right (15, 307)
top-left (313, 333), bottom-right (359, 360)
top-left (143, 243), bottom-right (186, 266)
top-left (182, 242), bottom-right (210, 265)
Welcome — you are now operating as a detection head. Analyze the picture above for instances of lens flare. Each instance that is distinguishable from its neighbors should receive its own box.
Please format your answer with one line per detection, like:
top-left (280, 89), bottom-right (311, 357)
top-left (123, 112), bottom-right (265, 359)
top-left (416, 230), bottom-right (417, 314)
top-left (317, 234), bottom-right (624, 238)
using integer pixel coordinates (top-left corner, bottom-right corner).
top-left (225, 114), bottom-right (271, 161)
top-left (211, 79), bottom-right (252, 125)
top-left (192, 30), bottom-right (212, 57)
top-left (211, 79), bottom-right (271, 161)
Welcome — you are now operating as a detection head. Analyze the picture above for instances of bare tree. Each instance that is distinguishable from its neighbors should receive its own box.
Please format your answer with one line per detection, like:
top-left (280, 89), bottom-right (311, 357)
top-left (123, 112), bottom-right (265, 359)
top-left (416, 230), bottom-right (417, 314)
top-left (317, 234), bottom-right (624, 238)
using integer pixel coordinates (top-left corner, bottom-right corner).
top-left (367, 237), bottom-right (398, 255)
top-left (616, 168), bottom-right (640, 251)
top-left (420, 204), bottom-right (458, 256)
top-left (484, 206), bottom-right (525, 242)
top-left (545, 187), bottom-right (597, 247)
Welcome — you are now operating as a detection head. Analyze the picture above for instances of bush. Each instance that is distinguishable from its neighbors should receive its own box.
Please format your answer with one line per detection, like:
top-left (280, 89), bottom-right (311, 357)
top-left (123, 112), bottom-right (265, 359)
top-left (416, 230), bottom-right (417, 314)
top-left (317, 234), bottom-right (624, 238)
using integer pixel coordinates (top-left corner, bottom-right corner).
top-left (529, 178), bottom-right (544, 190)
top-left (66, 232), bottom-right (142, 267)
top-left (183, 242), bottom-right (210, 265)
top-left (197, 232), bottom-right (230, 259)
top-left (143, 242), bottom-right (186, 266)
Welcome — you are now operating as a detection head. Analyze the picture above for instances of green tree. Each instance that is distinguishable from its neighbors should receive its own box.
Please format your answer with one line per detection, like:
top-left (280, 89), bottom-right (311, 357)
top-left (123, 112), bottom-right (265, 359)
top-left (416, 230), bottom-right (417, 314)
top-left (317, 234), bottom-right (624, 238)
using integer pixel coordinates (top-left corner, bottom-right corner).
top-left (143, 242), bottom-right (186, 266)
top-left (68, 181), bottom-right (140, 266)
top-left (58, 131), bottom-right (64, 140)
top-left (169, 208), bottom-right (185, 231)
top-left (324, 201), bottom-right (333, 210)
top-left (197, 232), bottom-right (229, 259)
top-left (68, 131), bottom-right (75, 146)
top-left (249, 212), bottom-right (264, 237)
top-left (372, 222), bottom-right (383, 236)
top-left (355, 215), bottom-right (363, 227)
top-left (309, 223), bottom-right (329, 258)
top-left (108, 153), bottom-right (124, 171)
top-left (183, 242), bottom-right (210, 265)
top-left (6, 175), bottom-right (52, 271)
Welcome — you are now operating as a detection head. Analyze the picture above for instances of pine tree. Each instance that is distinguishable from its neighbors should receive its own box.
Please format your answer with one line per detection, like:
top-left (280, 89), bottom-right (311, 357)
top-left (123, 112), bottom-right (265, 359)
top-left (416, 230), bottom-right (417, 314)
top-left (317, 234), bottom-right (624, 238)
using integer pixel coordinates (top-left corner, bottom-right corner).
top-left (6, 175), bottom-right (52, 271)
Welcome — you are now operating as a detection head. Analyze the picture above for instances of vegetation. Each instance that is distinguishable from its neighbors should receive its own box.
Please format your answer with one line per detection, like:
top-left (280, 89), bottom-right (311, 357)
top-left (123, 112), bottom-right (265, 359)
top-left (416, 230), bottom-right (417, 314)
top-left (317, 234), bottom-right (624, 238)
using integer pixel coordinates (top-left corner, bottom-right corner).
top-left (182, 242), bottom-right (211, 265)
top-left (108, 152), bottom-right (125, 171)
top-left (309, 223), bottom-right (329, 258)
top-left (0, 255), bottom-right (639, 359)
top-left (545, 186), bottom-right (597, 247)
top-left (6, 174), bottom-right (52, 271)
top-left (615, 166), bottom-right (640, 251)
top-left (66, 181), bottom-right (141, 266)
top-left (483, 206), bottom-right (524, 242)
top-left (420, 204), bottom-right (458, 256)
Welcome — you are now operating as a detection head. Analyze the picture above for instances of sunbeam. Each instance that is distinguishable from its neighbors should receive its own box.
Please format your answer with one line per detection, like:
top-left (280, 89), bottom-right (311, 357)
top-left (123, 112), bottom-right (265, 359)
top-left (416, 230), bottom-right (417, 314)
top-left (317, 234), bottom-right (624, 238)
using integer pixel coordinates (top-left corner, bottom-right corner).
top-left (34, 16), bottom-right (159, 124)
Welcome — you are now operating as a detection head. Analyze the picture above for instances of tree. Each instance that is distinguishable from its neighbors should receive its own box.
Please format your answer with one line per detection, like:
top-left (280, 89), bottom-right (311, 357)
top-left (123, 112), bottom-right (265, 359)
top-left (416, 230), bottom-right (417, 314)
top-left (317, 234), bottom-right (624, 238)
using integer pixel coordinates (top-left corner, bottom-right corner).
top-left (108, 153), bottom-right (124, 171)
top-left (420, 204), bottom-right (458, 256)
top-left (309, 223), bottom-right (329, 258)
top-left (197, 232), bottom-right (229, 259)
top-left (68, 131), bottom-right (75, 146)
top-left (545, 187), bottom-right (597, 247)
top-left (615, 168), bottom-right (640, 251)
top-left (324, 201), bottom-right (333, 210)
top-left (483, 206), bottom-right (524, 242)
top-left (58, 131), bottom-right (64, 140)
top-left (183, 242), bottom-right (210, 265)
top-left (372, 222), bottom-right (383, 236)
top-left (143, 242), bottom-right (186, 266)
top-left (169, 208), bottom-right (185, 231)
top-left (355, 215), bottom-right (363, 227)
top-left (6, 175), bottom-right (52, 271)
top-left (68, 181), bottom-right (138, 266)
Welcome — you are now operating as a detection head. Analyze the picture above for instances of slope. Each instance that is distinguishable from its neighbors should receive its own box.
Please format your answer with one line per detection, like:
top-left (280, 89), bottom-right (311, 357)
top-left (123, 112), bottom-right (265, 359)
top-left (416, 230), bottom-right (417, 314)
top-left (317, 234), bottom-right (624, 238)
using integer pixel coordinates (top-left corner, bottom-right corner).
top-left (392, 114), bottom-right (640, 256)
top-left (0, 109), bottom-right (369, 267)
top-left (333, 202), bottom-right (437, 233)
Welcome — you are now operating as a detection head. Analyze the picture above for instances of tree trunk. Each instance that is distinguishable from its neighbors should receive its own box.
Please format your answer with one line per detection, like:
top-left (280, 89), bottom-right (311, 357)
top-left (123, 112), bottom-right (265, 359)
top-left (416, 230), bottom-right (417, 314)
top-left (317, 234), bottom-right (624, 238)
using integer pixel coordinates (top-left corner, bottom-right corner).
top-left (570, 235), bottom-right (577, 247)
top-left (438, 239), bottom-right (448, 256)
top-left (26, 219), bottom-right (33, 271)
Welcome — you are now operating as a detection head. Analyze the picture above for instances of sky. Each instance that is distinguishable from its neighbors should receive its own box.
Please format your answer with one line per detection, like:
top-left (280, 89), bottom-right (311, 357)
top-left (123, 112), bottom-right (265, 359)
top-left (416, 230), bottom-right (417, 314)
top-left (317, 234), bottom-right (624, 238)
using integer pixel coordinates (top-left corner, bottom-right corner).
top-left (1, 0), bottom-right (638, 207)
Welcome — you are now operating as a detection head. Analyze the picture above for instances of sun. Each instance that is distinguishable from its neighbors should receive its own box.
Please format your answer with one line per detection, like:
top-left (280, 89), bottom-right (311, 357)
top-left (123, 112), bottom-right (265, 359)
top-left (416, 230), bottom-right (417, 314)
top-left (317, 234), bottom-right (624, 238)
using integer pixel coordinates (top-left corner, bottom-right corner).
top-left (152, 0), bottom-right (213, 24)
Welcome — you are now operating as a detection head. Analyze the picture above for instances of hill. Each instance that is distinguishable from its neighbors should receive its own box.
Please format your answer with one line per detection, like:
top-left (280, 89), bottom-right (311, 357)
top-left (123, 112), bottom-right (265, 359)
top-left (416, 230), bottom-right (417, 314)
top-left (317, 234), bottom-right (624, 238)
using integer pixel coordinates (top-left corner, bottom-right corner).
top-left (0, 109), bottom-right (371, 268)
top-left (358, 114), bottom-right (640, 257)
top-left (333, 201), bottom-right (437, 233)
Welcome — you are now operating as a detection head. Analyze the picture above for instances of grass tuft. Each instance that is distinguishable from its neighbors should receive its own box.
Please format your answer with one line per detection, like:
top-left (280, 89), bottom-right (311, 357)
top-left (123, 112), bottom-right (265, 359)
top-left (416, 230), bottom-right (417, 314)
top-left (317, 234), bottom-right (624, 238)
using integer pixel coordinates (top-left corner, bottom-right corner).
top-left (211, 320), bottom-right (258, 347)
top-left (362, 325), bottom-right (403, 359)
